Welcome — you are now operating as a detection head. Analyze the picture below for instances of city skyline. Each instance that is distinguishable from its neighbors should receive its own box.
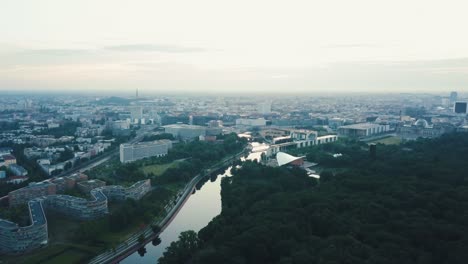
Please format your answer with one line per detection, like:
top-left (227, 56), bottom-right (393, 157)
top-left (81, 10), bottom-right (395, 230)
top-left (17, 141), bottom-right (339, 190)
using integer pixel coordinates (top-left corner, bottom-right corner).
top-left (2, 0), bottom-right (468, 94)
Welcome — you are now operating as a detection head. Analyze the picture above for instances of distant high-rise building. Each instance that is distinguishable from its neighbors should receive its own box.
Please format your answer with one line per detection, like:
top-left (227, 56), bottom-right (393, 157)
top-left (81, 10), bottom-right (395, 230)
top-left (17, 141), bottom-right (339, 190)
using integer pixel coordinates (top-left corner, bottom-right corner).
top-left (236, 118), bottom-right (267, 127)
top-left (130, 106), bottom-right (143, 122)
top-left (136, 88), bottom-right (139, 98)
top-left (454, 102), bottom-right (467, 114)
top-left (450, 91), bottom-right (458, 103)
top-left (189, 115), bottom-right (193, 125)
top-left (258, 101), bottom-right (272, 114)
top-left (208, 120), bottom-right (223, 128)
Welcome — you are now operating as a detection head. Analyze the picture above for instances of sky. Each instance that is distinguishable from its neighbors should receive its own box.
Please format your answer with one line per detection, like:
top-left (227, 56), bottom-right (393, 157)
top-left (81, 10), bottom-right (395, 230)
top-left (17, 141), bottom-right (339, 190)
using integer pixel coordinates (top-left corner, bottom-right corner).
top-left (1, 0), bottom-right (468, 95)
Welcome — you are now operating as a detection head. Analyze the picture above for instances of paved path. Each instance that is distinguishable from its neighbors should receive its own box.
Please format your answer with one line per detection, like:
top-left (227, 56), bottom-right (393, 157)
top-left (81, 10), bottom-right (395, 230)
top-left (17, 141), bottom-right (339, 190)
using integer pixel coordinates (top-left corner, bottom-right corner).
top-left (88, 149), bottom-right (247, 264)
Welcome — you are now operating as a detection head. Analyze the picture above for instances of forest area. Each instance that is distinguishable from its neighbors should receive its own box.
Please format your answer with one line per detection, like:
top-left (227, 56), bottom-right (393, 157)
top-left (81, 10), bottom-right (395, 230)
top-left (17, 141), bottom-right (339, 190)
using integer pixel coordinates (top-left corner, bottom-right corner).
top-left (160, 132), bottom-right (468, 264)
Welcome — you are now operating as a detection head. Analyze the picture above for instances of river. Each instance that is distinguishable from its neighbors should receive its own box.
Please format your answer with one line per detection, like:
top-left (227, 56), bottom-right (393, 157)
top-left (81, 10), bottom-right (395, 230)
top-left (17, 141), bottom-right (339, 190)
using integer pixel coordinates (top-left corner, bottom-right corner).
top-left (121, 143), bottom-right (267, 264)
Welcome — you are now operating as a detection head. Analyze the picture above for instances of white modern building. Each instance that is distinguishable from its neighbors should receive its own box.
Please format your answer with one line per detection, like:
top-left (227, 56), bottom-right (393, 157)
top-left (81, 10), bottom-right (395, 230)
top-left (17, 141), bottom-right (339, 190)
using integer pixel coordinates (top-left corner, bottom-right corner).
top-left (267, 135), bottom-right (338, 156)
top-left (258, 102), bottom-right (272, 115)
top-left (163, 124), bottom-right (206, 140)
top-left (112, 120), bottom-right (130, 130)
top-left (130, 106), bottom-right (143, 123)
top-left (120, 140), bottom-right (172, 163)
top-left (338, 123), bottom-right (390, 138)
top-left (235, 118), bottom-right (267, 127)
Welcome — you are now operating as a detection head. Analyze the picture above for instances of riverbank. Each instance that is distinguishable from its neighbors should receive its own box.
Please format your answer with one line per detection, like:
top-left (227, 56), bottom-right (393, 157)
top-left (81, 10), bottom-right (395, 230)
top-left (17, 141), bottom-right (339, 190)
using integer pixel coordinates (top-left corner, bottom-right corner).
top-left (88, 149), bottom-right (248, 264)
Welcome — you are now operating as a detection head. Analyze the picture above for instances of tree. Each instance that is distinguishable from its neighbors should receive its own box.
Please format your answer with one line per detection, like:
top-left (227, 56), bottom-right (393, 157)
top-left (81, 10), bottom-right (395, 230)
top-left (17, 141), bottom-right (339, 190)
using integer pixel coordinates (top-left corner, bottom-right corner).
top-left (159, 230), bottom-right (200, 264)
top-left (64, 161), bottom-right (72, 170)
top-left (138, 233), bottom-right (146, 244)
top-left (151, 224), bottom-right (162, 234)
top-left (159, 133), bottom-right (468, 264)
top-left (152, 236), bottom-right (162, 246)
top-left (319, 170), bottom-right (333, 182)
top-left (137, 246), bottom-right (147, 257)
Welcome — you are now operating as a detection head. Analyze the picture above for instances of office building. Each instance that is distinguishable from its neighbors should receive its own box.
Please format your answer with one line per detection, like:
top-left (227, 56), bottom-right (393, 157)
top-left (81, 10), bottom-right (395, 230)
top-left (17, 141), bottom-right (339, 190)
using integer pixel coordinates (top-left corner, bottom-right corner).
top-left (130, 106), bottom-right (143, 123)
top-left (208, 120), bottom-right (223, 128)
top-left (290, 129), bottom-right (318, 143)
top-left (450, 91), bottom-right (458, 103)
top-left (120, 140), bottom-right (172, 163)
top-left (268, 134), bottom-right (338, 156)
top-left (112, 120), bottom-right (131, 130)
top-left (235, 118), bottom-right (267, 127)
top-left (163, 124), bottom-right (206, 140)
top-left (454, 102), bottom-right (467, 114)
top-left (338, 123), bottom-right (390, 138)
top-left (258, 101), bottom-right (272, 115)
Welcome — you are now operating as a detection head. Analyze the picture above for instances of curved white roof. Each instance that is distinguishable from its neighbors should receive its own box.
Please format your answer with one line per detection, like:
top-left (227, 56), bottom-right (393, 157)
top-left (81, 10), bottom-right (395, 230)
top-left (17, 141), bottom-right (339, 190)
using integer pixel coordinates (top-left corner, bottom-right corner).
top-left (276, 152), bottom-right (303, 166)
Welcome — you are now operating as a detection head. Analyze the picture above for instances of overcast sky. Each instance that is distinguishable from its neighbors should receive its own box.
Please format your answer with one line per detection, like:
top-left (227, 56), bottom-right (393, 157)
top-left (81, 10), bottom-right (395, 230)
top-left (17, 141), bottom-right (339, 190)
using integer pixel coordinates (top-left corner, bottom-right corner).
top-left (1, 0), bottom-right (468, 95)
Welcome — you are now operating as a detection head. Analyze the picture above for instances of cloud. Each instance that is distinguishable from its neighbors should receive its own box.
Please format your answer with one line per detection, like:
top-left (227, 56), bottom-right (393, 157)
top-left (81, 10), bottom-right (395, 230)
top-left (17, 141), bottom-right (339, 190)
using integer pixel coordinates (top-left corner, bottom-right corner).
top-left (324, 43), bottom-right (384, 49)
top-left (0, 48), bottom-right (99, 67)
top-left (104, 44), bottom-right (207, 53)
top-left (22, 48), bottom-right (91, 56)
top-left (0, 43), bottom-right (207, 67)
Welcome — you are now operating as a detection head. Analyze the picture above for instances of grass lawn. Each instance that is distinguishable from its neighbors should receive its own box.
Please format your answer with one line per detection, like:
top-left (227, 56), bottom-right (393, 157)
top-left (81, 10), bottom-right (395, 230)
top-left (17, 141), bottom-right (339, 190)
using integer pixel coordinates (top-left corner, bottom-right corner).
top-left (4, 243), bottom-right (102, 264)
top-left (141, 160), bottom-right (181, 176)
top-left (368, 136), bottom-right (402, 145)
top-left (1, 158), bottom-right (191, 264)
top-left (97, 221), bottom-right (145, 244)
top-left (46, 212), bottom-right (81, 242)
top-left (41, 249), bottom-right (89, 264)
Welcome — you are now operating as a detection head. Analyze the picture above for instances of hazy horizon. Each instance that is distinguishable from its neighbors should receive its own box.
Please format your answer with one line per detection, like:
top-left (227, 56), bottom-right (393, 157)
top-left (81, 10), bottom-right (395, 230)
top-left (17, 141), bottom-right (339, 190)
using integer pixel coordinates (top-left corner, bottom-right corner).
top-left (1, 0), bottom-right (468, 94)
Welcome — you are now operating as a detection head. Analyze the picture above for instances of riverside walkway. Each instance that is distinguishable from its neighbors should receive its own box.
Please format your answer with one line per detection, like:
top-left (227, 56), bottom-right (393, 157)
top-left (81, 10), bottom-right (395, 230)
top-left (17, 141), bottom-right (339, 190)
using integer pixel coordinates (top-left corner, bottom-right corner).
top-left (88, 149), bottom-right (248, 264)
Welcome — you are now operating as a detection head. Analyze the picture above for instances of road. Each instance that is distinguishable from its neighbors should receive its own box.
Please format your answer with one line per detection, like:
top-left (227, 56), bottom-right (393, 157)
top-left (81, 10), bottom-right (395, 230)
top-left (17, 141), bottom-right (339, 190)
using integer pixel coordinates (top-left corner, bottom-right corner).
top-left (0, 127), bottom-right (154, 203)
top-left (87, 149), bottom-right (248, 264)
top-left (57, 125), bottom-right (154, 176)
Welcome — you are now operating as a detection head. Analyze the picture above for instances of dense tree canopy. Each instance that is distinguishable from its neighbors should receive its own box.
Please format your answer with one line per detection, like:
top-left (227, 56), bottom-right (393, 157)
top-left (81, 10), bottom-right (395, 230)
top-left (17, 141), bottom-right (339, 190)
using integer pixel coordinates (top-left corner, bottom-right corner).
top-left (142, 133), bottom-right (175, 142)
top-left (161, 133), bottom-right (468, 264)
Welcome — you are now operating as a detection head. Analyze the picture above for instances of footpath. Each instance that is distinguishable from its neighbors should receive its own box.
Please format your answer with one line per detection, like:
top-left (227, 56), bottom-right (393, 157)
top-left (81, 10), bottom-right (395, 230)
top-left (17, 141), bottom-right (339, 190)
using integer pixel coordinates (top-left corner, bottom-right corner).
top-left (88, 149), bottom-right (248, 264)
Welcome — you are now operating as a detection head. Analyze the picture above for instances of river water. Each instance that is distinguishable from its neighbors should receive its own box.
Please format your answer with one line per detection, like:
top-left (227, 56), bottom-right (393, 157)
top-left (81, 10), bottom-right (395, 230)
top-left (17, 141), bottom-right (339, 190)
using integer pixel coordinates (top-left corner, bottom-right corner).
top-left (122, 143), bottom-right (266, 264)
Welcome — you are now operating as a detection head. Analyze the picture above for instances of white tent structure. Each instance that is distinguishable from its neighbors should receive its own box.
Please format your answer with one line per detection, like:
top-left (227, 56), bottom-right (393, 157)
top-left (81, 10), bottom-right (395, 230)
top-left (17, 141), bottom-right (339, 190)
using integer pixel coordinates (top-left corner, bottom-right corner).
top-left (276, 152), bottom-right (304, 166)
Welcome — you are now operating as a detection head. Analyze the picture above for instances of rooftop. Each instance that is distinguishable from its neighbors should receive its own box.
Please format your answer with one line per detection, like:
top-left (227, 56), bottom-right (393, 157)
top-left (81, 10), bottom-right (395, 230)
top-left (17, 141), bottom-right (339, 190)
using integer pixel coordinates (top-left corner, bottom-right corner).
top-left (29, 200), bottom-right (46, 225)
top-left (339, 123), bottom-right (384, 129)
top-left (121, 139), bottom-right (171, 148)
top-left (163, 124), bottom-right (205, 129)
top-left (2, 154), bottom-right (16, 160)
top-left (276, 152), bottom-right (305, 167)
top-left (0, 219), bottom-right (17, 229)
